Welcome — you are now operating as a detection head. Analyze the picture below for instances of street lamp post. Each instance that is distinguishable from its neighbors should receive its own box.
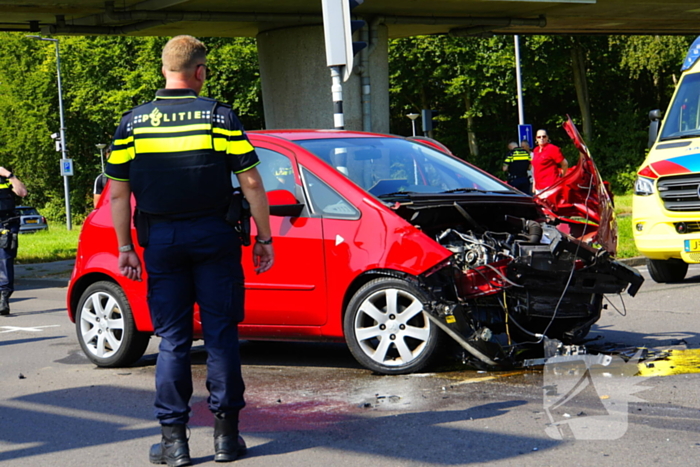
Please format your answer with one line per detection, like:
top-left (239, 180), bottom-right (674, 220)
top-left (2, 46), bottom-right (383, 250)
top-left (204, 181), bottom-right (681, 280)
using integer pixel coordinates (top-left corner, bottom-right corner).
top-left (407, 113), bottom-right (419, 137)
top-left (27, 35), bottom-right (72, 231)
top-left (96, 143), bottom-right (107, 173)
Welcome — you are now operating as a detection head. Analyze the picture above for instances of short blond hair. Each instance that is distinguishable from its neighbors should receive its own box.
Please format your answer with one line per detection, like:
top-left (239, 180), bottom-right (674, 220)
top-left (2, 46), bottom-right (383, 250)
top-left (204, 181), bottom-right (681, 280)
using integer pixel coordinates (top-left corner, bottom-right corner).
top-left (162, 35), bottom-right (207, 72)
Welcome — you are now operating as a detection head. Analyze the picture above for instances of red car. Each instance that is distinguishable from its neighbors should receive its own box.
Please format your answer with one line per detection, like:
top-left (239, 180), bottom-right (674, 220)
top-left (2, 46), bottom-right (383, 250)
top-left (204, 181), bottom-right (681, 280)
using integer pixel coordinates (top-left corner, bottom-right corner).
top-left (67, 121), bottom-right (642, 374)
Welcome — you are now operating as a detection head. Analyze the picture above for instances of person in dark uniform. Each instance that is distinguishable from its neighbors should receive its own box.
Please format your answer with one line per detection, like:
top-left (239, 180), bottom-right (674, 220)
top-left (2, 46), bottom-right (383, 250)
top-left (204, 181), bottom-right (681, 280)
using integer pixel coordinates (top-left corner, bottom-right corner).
top-left (503, 142), bottom-right (532, 195)
top-left (106, 35), bottom-right (274, 466)
top-left (0, 167), bottom-right (27, 316)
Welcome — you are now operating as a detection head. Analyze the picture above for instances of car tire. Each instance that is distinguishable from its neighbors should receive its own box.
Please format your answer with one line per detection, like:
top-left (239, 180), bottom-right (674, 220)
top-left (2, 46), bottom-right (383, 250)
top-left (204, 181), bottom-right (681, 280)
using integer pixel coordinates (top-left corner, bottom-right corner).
top-left (647, 258), bottom-right (688, 283)
top-left (344, 278), bottom-right (441, 375)
top-left (76, 281), bottom-right (150, 367)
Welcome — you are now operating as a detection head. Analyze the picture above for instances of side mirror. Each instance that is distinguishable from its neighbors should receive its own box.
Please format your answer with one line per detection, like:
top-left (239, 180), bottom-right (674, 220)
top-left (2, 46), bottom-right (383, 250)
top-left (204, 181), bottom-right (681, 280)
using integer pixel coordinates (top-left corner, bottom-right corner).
top-left (267, 189), bottom-right (304, 217)
top-left (648, 109), bottom-right (662, 148)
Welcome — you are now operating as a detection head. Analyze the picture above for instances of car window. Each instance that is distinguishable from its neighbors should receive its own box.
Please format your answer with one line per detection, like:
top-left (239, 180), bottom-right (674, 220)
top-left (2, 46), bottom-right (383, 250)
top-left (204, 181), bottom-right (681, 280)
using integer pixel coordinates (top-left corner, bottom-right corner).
top-left (301, 167), bottom-right (359, 220)
top-left (254, 148), bottom-right (296, 193)
top-left (230, 147), bottom-right (295, 193)
top-left (17, 207), bottom-right (39, 216)
top-left (296, 137), bottom-right (512, 197)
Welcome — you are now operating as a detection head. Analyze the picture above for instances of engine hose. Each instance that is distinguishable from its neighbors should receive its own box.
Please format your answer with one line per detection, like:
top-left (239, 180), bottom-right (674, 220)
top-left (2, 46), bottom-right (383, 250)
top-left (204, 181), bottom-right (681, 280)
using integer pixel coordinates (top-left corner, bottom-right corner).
top-left (524, 220), bottom-right (543, 243)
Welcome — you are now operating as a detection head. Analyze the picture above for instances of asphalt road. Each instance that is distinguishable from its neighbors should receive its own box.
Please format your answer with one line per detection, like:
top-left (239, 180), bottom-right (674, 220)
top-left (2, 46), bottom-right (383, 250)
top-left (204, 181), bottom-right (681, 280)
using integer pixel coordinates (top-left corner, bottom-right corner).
top-left (1, 261), bottom-right (700, 466)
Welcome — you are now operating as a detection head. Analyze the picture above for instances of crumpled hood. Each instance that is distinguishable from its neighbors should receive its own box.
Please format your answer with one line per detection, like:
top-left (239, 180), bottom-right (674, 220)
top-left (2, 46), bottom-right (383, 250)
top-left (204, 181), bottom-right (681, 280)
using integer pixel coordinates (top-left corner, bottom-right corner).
top-left (533, 117), bottom-right (617, 255)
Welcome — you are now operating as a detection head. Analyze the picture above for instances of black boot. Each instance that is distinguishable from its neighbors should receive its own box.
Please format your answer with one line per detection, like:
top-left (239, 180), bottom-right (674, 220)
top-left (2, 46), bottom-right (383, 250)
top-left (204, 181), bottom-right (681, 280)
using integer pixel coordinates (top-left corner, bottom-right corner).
top-left (149, 424), bottom-right (191, 467)
top-left (214, 415), bottom-right (247, 462)
top-left (0, 291), bottom-right (10, 315)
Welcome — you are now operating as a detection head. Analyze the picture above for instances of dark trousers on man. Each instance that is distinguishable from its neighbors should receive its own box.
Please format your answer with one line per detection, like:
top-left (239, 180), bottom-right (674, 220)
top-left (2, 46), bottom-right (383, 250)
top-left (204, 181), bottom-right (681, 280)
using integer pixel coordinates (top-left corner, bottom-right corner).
top-left (508, 176), bottom-right (532, 196)
top-left (143, 215), bottom-right (245, 426)
top-left (0, 219), bottom-right (19, 310)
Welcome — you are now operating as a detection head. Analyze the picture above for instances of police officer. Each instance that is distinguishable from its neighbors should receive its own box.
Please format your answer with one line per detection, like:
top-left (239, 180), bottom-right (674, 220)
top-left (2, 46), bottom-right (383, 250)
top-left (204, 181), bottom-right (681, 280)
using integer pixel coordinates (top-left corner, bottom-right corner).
top-left (106, 35), bottom-right (273, 466)
top-left (503, 142), bottom-right (532, 195)
top-left (0, 167), bottom-right (27, 316)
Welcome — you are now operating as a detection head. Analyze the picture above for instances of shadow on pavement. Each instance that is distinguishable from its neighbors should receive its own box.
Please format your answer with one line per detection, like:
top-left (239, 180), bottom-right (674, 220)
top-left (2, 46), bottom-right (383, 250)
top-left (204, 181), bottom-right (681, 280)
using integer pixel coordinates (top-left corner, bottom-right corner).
top-left (0, 385), bottom-right (558, 465)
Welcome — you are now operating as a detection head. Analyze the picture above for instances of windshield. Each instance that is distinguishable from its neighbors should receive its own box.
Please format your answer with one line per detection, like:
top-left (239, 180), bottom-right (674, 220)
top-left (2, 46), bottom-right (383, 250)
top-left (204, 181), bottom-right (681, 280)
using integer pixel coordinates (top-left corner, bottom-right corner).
top-left (17, 207), bottom-right (39, 216)
top-left (296, 137), bottom-right (513, 197)
top-left (660, 73), bottom-right (700, 141)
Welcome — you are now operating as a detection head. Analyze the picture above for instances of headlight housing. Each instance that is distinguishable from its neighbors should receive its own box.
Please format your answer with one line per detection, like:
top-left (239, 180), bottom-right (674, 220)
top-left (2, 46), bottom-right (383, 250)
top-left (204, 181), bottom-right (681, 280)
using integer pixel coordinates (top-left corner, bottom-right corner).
top-left (634, 176), bottom-right (655, 196)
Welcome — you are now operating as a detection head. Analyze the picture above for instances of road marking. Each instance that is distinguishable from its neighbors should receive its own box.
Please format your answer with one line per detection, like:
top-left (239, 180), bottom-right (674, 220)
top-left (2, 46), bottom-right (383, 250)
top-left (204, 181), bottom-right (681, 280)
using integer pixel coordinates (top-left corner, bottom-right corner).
top-left (0, 325), bottom-right (60, 333)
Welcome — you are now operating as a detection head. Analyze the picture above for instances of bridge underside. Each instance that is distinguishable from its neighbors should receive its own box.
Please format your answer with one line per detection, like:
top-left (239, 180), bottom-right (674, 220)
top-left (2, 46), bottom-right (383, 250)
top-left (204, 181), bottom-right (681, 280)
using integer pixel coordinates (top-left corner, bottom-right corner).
top-left (4, 1), bottom-right (697, 131)
top-left (2, 1), bottom-right (699, 37)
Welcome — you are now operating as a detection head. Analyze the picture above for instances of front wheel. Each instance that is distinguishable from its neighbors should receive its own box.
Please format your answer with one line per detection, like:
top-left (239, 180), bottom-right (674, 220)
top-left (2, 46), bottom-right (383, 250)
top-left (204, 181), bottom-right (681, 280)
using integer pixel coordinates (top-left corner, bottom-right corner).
top-left (648, 258), bottom-right (688, 283)
top-left (75, 281), bottom-right (150, 367)
top-left (344, 278), bottom-right (441, 375)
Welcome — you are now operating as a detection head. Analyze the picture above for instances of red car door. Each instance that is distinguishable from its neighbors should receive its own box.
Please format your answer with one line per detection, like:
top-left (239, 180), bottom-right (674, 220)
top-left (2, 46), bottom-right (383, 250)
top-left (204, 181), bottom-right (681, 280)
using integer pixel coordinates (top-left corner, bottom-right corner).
top-left (240, 139), bottom-right (328, 328)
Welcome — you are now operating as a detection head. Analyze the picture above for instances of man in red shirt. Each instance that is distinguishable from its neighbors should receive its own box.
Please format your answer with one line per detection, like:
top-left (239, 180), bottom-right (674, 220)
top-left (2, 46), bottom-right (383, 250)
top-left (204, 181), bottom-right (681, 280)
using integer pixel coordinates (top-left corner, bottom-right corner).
top-left (532, 129), bottom-right (568, 192)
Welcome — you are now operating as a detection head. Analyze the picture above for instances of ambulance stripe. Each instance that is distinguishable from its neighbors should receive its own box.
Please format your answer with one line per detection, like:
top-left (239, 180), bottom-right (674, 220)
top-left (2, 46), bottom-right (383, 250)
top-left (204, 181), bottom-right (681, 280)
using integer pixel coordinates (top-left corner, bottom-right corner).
top-left (651, 159), bottom-right (692, 176)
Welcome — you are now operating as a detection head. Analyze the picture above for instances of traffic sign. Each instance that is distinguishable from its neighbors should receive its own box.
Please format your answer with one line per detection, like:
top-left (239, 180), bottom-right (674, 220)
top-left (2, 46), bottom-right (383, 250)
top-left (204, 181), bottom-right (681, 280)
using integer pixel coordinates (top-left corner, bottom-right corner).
top-left (518, 124), bottom-right (533, 148)
top-left (60, 158), bottom-right (73, 176)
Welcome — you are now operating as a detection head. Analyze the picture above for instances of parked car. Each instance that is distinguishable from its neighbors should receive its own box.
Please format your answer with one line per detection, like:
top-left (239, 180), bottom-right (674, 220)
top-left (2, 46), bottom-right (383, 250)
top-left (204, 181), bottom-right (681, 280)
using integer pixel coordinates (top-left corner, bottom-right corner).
top-left (16, 206), bottom-right (48, 233)
top-left (67, 120), bottom-right (642, 374)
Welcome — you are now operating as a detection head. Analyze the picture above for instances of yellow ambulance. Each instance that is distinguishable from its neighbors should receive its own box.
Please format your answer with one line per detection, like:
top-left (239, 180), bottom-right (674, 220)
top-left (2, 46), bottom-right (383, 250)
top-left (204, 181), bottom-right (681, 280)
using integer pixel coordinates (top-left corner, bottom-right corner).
top-left (633, 37), bottom-right (700, 282)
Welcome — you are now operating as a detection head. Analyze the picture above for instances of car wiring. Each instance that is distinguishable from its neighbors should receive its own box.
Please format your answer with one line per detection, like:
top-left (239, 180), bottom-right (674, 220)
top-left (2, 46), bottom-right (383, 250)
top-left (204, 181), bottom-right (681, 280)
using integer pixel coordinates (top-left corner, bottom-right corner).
top-left (604, 293), bottom-right (628, 317)
top-left (536, 167), bottom-right (597, 343)
top-left (510, 165), bottom-right (597, 346)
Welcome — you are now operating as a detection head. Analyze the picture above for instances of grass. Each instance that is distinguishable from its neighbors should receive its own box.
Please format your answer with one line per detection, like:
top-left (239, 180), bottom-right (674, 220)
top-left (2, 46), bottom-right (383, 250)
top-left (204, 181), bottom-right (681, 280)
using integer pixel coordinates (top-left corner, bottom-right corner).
top-left (16, 224), bottom-right (81, 264)
top-left (613, 194), bottom-right (638, 259)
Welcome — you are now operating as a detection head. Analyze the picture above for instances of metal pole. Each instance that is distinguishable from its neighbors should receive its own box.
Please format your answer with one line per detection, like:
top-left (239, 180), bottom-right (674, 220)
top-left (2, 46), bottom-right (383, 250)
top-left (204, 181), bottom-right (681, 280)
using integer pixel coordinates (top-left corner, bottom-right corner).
top-left (407, 113), bottom-right (419, 136)
top-left (330, 66), bottom-right (344, 130)
top-left (54, 40), bottom-right (72, 230)
top-left (514, 35), bottom-right (525, 126)
top-left (100, 147), bottom-right (105, 173)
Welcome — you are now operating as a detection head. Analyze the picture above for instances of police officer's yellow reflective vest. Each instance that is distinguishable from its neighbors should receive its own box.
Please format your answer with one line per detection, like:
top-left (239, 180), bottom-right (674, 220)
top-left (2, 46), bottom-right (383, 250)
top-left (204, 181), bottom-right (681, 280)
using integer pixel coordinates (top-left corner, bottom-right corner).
top-left (110, 94), bottom-right (255, 218)
top-left (0, 178), bottom-right (15, 213)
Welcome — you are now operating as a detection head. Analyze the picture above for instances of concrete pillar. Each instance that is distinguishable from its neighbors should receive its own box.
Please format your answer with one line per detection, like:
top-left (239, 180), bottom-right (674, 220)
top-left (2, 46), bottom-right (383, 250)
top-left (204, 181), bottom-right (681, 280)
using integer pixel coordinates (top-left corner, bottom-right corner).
top-left (257, 24), bottom-right (389, 133)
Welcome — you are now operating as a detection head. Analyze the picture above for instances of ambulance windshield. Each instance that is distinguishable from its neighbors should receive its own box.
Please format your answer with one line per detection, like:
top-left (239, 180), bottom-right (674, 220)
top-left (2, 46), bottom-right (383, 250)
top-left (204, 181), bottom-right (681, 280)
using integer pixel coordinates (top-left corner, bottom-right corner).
top-left (660, 73), bottom-right (700, 141)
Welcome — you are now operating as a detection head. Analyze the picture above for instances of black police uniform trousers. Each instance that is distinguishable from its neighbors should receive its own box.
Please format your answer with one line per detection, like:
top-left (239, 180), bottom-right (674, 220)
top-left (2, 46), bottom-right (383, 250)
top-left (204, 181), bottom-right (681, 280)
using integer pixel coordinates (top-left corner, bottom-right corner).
top-left (508, 176), bottom-right (532, 195)
top-left (0, 211), bottom-right (19, 295)
top-left (143, 214), bottom-right (245, 426)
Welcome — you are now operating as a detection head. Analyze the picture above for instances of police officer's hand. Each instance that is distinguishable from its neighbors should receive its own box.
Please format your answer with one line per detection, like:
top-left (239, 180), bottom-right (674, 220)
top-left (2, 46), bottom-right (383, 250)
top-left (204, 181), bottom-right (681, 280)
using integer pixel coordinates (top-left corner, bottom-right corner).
top-left (119, 251), bottom-right (142, 281)
top-left (253, 242), bottom-right (274, 274)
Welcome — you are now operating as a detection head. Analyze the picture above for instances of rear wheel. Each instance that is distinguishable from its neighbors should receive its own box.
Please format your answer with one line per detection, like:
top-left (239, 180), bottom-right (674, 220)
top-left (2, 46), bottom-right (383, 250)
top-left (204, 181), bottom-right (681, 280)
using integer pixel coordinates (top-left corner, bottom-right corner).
top-left (648, 258), bottom-right (688, 283)
top-left (344, 278), bottom-right (441, 375)
top-left (76, 281), bottom-right (150, 367)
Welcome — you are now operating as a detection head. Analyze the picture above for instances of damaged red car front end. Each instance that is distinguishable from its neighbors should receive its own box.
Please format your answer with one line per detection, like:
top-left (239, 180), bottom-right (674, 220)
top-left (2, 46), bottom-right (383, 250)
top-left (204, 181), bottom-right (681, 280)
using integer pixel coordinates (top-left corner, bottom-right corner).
top-left (409, 118), bottom-right (643, 368)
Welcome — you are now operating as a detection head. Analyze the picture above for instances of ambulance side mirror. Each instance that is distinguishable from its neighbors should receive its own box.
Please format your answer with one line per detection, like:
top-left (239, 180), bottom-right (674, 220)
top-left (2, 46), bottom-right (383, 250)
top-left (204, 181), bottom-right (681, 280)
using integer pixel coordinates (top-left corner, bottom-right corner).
top-left (648, 109), bottom-right (662, 148)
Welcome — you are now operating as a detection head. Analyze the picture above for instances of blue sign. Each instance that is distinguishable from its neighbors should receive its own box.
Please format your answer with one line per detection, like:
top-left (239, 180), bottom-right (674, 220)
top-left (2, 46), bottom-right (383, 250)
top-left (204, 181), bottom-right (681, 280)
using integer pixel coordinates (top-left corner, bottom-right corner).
top-left (518, 124), bottom-right (533, 149)
top-left (60, 158), bottom-right (74, 176)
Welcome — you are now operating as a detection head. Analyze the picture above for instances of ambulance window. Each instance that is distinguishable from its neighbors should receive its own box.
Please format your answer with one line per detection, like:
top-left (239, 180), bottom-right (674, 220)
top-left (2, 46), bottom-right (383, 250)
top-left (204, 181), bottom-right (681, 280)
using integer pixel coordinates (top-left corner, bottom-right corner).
top-left (661, 73), bottom-right (700, 140)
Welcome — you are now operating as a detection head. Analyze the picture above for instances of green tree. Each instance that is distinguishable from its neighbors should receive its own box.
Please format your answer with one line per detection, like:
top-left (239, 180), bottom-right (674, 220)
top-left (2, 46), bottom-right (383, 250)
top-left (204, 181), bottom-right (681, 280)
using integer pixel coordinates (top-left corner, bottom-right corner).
top-left (0, 33), bottom-right (263, 223)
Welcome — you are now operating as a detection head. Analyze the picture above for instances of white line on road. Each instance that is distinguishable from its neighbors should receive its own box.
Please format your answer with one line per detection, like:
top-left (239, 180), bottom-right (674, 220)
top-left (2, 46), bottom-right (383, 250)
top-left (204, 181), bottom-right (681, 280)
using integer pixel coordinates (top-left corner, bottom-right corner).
top-left (0, 325), bottom-right (60, 333)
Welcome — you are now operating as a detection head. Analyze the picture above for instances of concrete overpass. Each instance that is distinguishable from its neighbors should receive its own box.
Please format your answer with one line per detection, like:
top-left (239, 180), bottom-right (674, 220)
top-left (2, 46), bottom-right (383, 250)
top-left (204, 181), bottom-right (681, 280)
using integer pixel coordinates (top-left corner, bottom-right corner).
top-left (3, 1), bottom-right (698, 131)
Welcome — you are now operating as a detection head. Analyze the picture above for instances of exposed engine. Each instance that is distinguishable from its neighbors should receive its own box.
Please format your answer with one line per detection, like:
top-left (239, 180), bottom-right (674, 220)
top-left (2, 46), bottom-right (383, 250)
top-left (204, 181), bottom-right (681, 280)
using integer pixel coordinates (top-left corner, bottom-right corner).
top-left (420, 214), bottom-right (643, 368)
